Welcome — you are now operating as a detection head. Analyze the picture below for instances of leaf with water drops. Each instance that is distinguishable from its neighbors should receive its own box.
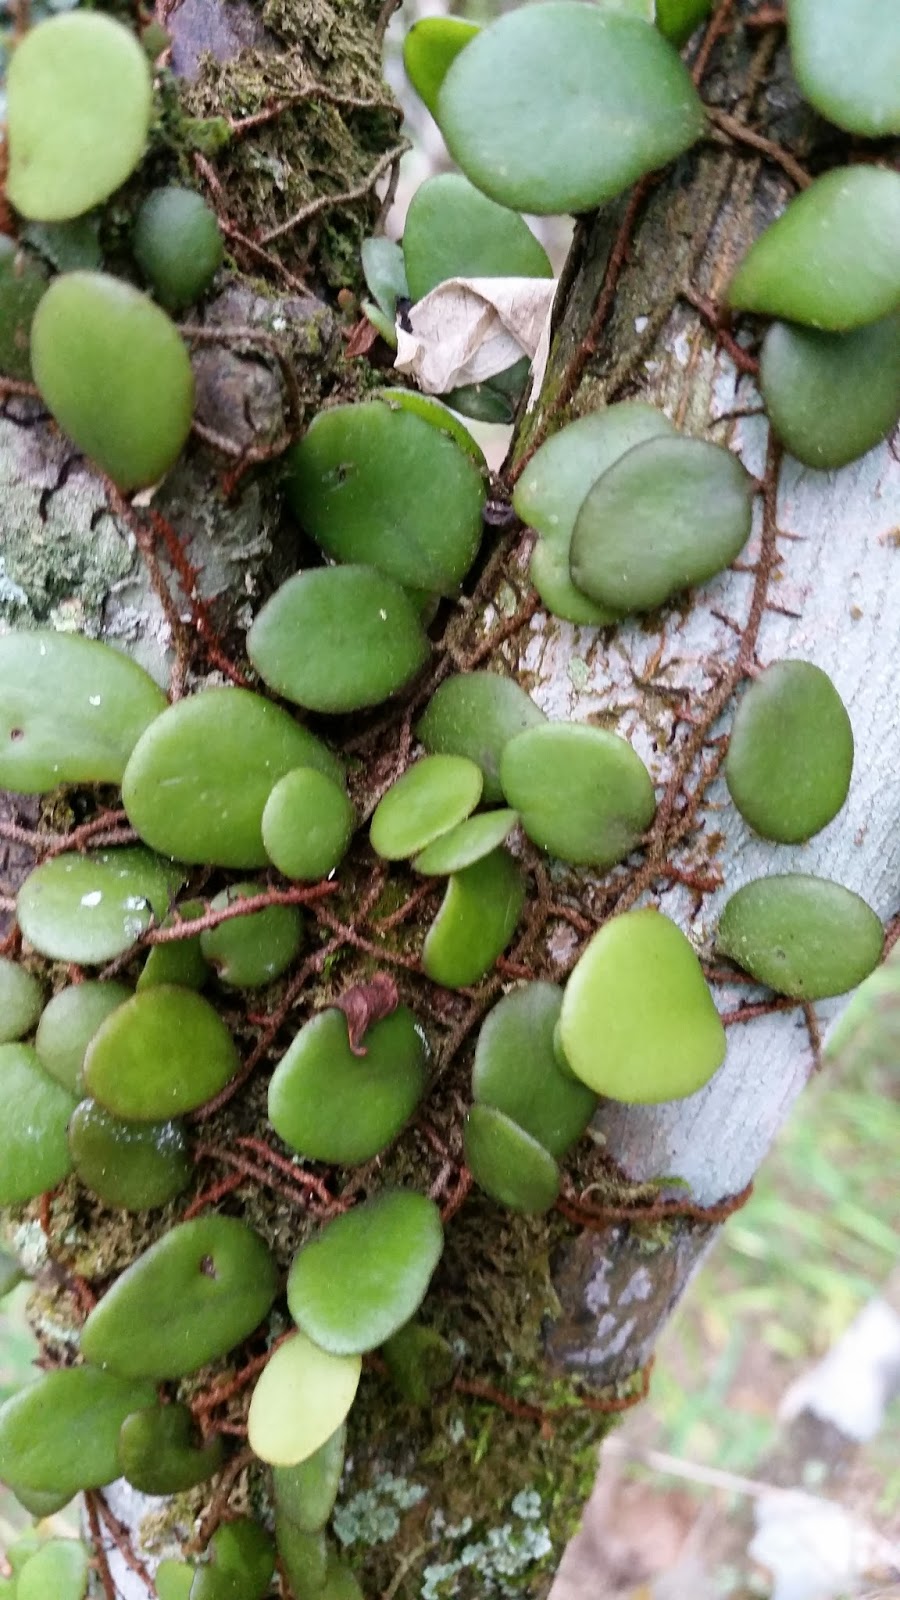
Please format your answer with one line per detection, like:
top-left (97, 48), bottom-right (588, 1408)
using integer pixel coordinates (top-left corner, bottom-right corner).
top-left (403, 174), bottom-right (551, 301)
top-left (31, 272), bottom-right (195, 490)
top-left (248, 566), bottom-right (430, 714)
top-left (416, 672), bottom-right (546, 803)
top-left (268, 1007), bottom-right (428, 1165)
top-left (422, 848), bottom-right (525, 988)
top-left (473, 983), bottom-right (597, 1156)
top-left (262, 768), bottom-right (356, 881)
top-left (200, 883), bottom-right (304, 988)
top-left (248, 1332), bottom-right (362, 1467)
top-left (18, 847), bottom-right (183, 965)
top-left (6, 13), bottom-right (152, 221)
top-left (370, 755), bottom-right (483, 860)
top-left (286, 401), bottom-right (486, 594)
top-left (35, 980), bottom-right (132, 1092)
top-left (288, 1190), bottom-right (444, 1355)
top-left (727, 167), bottom-right (900, 331)
top-left (726, 660), bottom-right (854, 842)
top-left (0, 1367), bottom-right (156, 1499)
top-left (570, 435), bottom-right (753, 612)
top-left (787, 0), bottom-right (900, 138)
top-left (759, 314), bottom-right (900, 470)
top-left (0, 629), bottom-right (166, 794)
top-left (559, 909), bottom-right (726, 1101)
top-left (0, 957), bottom-right (44, 1043)
top-left (716, 875), bottom-right (883, 1000)
top-left (80, 1216), bottom-right (278, 1379)
top-left (84, 986), bottom-right (240, 1120)
top-left (463, 1104), bottom-right (560, 1213)
top-left (436, 3), bottom-right (705, 215)
top-left (501, 723), bottom-right (656, 868)
top-left (123, 687), bottom-right (343, 868)
top-left (68, 1099), bottom-right (190, 1212)
top-left (0, 1044), bottom-right (77, 1204)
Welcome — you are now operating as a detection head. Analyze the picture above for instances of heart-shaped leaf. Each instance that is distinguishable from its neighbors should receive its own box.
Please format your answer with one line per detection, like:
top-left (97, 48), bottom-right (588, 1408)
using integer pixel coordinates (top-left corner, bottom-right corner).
top-left (570, 434), bottom-right (753, 612)
top-left (403, 16), bottom-right (479, 117)
top-left (473, 982), bottom-right (596, 1156)
top-left (0, 629), bottom-right (166, 794)
top-left (117, 1404), bottom-right (225, 1495)
top-left (422, 848), bottom-right (525, 988)
top-left (403, 174), bottom-right (551, 301)
top-left (68, 1098), bottom-right (190, 1212)
top-left (133, 186), bottom-right (223, 312)
top-left (248, 1332), bottom-right (361, 1467)
top-left (6, 13), bottom-right (152, 221)
top-left (248, 565), bottom-right (430, 714)
top-left (84, 986), bottom-right (240, 1120)
top-left (759, 314), bottom-right (900, 470)
top-left (436, 3), bottom-right (705, 215)
top-left (716, 874), bottom-right (883, 1000)
top-left (726, 660), bottom-right (854, 842)
top-left (31, 272), bottom-right (195, 490)
top-left (787, 0), bottom-right (900, 138)
top-left (463, 1104), bottom-right (560, 1213)
top-left (262, 768), bottom-right (356, 881)
top-left (80, 1216), bottom-right (278, 1379)
top-left (0, 1044), bottom-right (77, 1204)
top-left (268, 1006), bottom-right (427, 1166)
top-left (727, 167), bottom-right (900, 330)
top-left (18, 847), bottom-right (182, 964)
top-left (35, 980), bottom-right (132, 1092)
top-left (500, 723), bottom-right (656, 867)
top-left (285, 401), bottom-right (486, 594)
top-left (288, 1190), bottom-right (444, 1355)
top-left (0, 957), bottom-right (44, 1043)
top-left (123, 687), bottom-right (343, 868)
top-left (416, 672), bottom-right (546, 803)
top-left (0, 1367), bottom-right (156, 1498)
top-left (558, 909), bottom-right (726, 1100)
top-left (200, 883), bottom-right (304, 988)
top-left (370, 755), bottom-right (483, 860)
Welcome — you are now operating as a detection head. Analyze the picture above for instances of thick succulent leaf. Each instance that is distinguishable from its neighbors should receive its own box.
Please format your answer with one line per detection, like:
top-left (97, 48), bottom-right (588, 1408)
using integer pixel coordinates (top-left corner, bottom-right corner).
top-left (725, 660), bottom-right (854, 842)
top-left (83, 986), bottom-right (240, 1120)
top-left (415, 672), bottom-right (546, 803)
top-left (759, 314), bottom-right (900, 470)
top-left (422, 848), bottom-right (525, 988)
top-left (403, 174), bottom-right (551, 302)
top-left (247, 1333), bottom-right (361, 1467)
top-left (501, 723), bottom-right (656, 867)
top-left (787, 0), bottom-right (900, 137)
top-left (463, 1104), bottom-right (560, 1214)
top-left (716, 875), bottom-right (883, 1000)
top-left (0, 1043), bottom-right (77, 1204)
top-left (473, 982), bottom-right (597, 1157)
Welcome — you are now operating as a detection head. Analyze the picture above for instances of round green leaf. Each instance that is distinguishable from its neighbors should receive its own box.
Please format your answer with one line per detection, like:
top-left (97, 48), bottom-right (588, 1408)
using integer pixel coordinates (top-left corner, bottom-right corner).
top-left (262, 768), bottom-right (356, 881)
top-left (285, 401), bottom-right (486, 594)
top-left (0, 958), bottom-right (43, 1043)
top-left (17, 1539), bottom-right (89, 1600)
top-left (122, 687), bottom-right (343, 868)
top-left (272, 1424), bottom-right (347, 1535)
top-left (154, 1563), bottom-right (195, 1600)
top-left (436, 3), bottom-right (705, 215)
top-left (787, 0), bottom-right (900, 138)
top-left (759, 314), bottom-right (900, 470)
top-left (35, 980), bottom-right (132, 1093)
top-left (0, 629), bottom-right (167, 794)
top-left (0, 1367), bottom-right (156, 1498)
top-left (415, 672), bottom-right (546, 803)
top-left (80, 1216), bottom-right (278, 1379)
top-left (726, 660), bottom-right (854, 842)
top-left (403, 174), bottom-right (552, 302)
top-left (133, 186), bottom-right (224, 311)
top-left (513, 402), bottom-right (675, 550)
top-left (0, 1043), bottom-right (76, 1204)
top-left (84, 986), bottom-right (240, 1120)
top-left (191, 1519), bottom-right (275, 1600)
top-left (473, 982), bottom-right (597, 1157)
top-left (403, 16), bottom-right (480, 118)
top-left (727, 167), bottom-right (900, 331)
top-left (6, 13), bottom-right (152, 221)
top-left (370, 755), bottom-right (483, 860)
top-left (287, 1190), bottom-right (444, 1355)
top-left (137, 900), bottom-right (209, 991)
top-left (31, 272), bottom-right (195, 491)
top-left (268, 1006), bottom-right (428, 1166)
top-left (413, 808), bottom-right (519, 875)
top-left (247, 1332), bottom-right (361, 1468)
top-left (716, 874), bottom-right (883, 1001)
top-left (422, 848), bottom-right (525, 989)
top-left (570, 435), bottom-right (753, 612)
top-left (117, 1404), bottom-right (225, 1495)
top-left (373, 387), bottom-right (486, 465)
top-left (0, 236), bottom-right (47, 380)
top-left (248, 566), bottom-right (430, 714)
top-left (18, 847), bottom-right (182, 964)
top-left (68, 1098), bottom-right (190, 1212)
top-left (656, 0), bottom-right (713, 45)
top-left (463, 1104), bottom-right (560, 1214)
top-left (528, 540), bottom-right (622, 626)
top-left (500, 723), bottom-right (655, 868)
top-left (558, 909), bottom-right (726, 1101)
top-left (200, 882), bottom-right (304, 988)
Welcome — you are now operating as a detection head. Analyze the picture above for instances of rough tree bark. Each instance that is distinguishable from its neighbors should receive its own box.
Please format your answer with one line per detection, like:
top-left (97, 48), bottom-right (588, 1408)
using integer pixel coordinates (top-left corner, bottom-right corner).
top-left (1, 2), bottom-right (898, 1598)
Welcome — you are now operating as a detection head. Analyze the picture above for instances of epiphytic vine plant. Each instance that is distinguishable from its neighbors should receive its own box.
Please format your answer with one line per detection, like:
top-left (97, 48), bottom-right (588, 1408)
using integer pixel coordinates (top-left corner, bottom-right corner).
top-left (0, 0), bottom-right (898, 1596)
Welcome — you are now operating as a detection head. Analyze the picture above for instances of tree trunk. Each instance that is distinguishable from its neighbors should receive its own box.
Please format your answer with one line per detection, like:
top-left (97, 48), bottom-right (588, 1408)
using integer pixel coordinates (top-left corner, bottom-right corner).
top-left (2, 3), bottom-right (898, 1598)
